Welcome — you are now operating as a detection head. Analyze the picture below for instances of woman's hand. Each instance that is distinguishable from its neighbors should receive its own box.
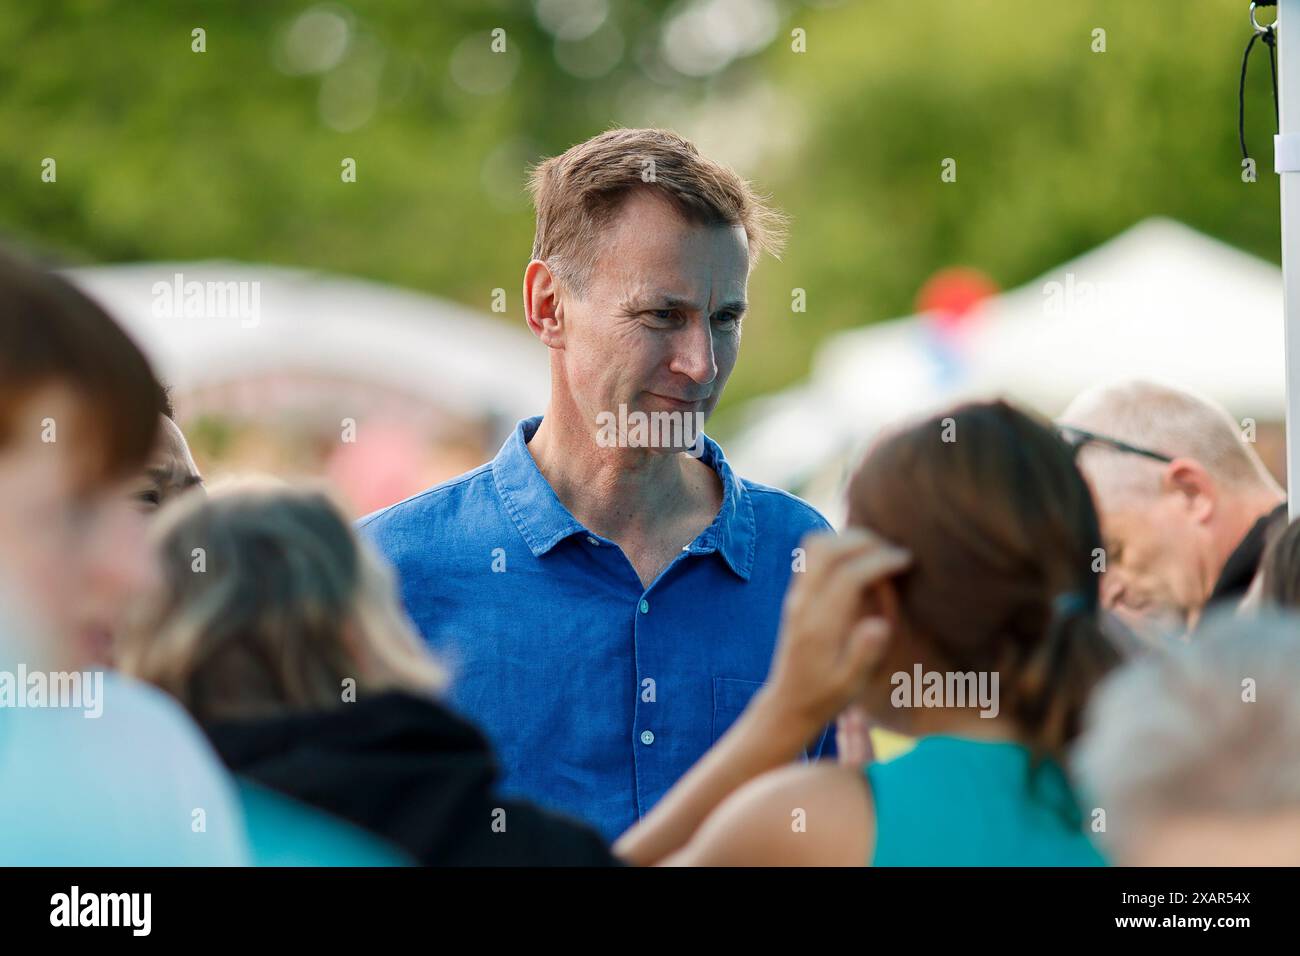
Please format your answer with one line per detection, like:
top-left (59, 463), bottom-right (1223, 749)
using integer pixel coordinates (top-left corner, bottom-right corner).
top-left (613, 528), bottom-right (908, 866)
top-left (758, 528), bottom-right (910, 739)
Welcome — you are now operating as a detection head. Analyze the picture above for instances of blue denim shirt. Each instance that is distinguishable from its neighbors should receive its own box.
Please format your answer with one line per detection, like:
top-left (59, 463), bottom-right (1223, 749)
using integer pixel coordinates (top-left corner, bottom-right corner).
top-left (359, 416), bottom-right (833, 841)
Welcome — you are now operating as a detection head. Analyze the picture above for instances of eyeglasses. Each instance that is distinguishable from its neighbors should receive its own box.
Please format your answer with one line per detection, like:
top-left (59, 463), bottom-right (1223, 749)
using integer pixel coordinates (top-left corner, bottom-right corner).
top-left (1056, 425), bottom-right (1174, 464)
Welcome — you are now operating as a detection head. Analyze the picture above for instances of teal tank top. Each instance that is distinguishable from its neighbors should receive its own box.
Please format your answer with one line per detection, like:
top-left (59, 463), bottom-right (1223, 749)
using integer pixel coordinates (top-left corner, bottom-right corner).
top-left (236, 780), bottom-right (411, 866)
top-left (865, 735), bottom-right (1106, 866)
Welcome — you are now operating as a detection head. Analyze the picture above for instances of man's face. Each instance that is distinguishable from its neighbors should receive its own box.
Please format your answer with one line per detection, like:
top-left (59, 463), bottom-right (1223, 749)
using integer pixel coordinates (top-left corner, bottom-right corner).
top-left (554, 189), bottom-right (750, 449)
top-left (0, 386), bottom-right (158, 668)
top-left (1092, 482), bottom-right (1206, 638)
top-left (126, 415), bottom-right (203, 513)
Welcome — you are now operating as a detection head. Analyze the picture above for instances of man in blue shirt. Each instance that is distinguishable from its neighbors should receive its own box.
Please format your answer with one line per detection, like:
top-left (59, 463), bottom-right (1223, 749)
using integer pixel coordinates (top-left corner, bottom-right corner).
top-left (361, 128), bottom-right (832, 841)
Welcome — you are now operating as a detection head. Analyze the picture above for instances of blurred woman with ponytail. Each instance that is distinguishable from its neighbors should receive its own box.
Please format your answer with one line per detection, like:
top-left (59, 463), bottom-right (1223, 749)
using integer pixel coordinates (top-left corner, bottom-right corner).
top-left (617, 399), bottom-right (1122, 866)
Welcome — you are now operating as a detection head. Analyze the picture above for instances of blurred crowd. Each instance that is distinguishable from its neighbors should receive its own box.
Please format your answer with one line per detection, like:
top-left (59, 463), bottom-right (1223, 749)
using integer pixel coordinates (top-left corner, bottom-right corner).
top-left (2, 129), bottom-right (1299, 868)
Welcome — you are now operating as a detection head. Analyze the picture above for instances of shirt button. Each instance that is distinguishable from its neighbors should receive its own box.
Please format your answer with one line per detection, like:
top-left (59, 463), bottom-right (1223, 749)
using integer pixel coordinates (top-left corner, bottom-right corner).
top-left (638, 599), bottom-right (649, 614)
top-left (640, 730), bottom-right (655, 746)
top-left (586, 536), bottom-right (599, 546)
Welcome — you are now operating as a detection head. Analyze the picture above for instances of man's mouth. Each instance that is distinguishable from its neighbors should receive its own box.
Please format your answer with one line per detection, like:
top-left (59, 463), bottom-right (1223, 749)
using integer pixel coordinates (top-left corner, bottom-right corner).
top-left (645, 393), bottom-right (706, 410)
top-left (77, 625), bottom-right (115, 668)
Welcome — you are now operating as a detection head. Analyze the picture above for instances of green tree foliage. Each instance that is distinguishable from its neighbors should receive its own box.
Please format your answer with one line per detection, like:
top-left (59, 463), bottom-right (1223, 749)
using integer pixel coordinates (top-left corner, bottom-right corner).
top-left (0, 1), bottom-right (1280, 411)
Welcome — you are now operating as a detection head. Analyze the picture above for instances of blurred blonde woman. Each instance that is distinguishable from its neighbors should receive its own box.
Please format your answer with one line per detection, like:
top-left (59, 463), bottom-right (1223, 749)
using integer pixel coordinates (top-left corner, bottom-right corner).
top-left (118, 482), bottom-right (614, 866)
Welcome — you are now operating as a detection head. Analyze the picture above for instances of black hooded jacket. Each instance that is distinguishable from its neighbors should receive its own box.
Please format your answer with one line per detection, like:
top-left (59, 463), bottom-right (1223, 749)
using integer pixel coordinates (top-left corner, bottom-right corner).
top-left (1206, 502), bottom-right (1288, 607)
top-left (204, 691), bottom-right (617, 867)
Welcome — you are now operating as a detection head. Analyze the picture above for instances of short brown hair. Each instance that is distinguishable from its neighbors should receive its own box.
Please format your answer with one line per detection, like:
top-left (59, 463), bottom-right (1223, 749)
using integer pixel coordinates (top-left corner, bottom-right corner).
top-left (527, 127), bottom-right (786, 294)
top-left (0, 247), bottom-right (164, 486)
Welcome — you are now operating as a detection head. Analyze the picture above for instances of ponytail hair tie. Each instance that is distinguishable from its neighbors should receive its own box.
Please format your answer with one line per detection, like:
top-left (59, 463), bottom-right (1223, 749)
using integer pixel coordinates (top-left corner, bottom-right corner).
top-left (1052, 591), bottom-right (1092, 620)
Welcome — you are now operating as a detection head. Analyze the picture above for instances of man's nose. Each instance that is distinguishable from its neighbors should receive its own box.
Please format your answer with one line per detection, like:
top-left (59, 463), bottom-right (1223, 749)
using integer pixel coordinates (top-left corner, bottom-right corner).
top-left (1099, 572), bottom-right (1124, 610)
top-left (669, 318), bottom-right (717, 386)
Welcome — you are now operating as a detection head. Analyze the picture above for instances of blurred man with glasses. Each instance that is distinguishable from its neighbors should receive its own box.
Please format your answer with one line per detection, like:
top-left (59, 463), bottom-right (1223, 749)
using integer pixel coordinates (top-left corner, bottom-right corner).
top-left (1058, 380), bottom-right (1285, 640)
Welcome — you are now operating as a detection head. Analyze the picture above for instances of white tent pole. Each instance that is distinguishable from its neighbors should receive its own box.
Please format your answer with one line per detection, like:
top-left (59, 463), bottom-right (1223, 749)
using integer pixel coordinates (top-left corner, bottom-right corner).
top-left (1277, 0), bottom-right (1300, 517)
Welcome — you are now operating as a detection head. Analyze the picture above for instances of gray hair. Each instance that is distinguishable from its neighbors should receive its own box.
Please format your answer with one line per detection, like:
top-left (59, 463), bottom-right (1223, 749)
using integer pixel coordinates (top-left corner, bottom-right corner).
top-left (1059, 379), bottom-right (1279, 500)
top-left (1073, 610), bottom-right (1300, 847)
top-left (118, 480), bottom-right (446, 722)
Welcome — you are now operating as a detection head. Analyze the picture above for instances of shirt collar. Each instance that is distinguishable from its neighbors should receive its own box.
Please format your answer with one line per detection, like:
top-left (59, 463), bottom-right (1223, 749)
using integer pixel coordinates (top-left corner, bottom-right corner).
top-left (491, 416), bottom-right (755, 580)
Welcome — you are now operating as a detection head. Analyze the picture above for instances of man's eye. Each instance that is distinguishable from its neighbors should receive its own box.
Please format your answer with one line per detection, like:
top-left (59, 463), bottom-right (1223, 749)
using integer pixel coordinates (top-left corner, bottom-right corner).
top-left (647, 309), bottom-right (676, 321)
top-left (135, 490), bottom-right (160, 508)
top-left (714, 312), bottom-right (740, 328)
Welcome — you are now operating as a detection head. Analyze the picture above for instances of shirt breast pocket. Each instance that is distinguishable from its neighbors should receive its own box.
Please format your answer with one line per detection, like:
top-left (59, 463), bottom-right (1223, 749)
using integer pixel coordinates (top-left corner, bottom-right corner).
top-left (711, 676), bottom-right (765, 744)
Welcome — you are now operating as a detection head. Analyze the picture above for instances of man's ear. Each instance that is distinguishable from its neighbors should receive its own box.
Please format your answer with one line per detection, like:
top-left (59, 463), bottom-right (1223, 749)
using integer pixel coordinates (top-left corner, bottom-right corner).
top-left (523, 260), bottom-right (564, 348)
top-left (1164, 457), bottom-right (1216, 524)
top-left (864, 577), bottom-right (903, 637)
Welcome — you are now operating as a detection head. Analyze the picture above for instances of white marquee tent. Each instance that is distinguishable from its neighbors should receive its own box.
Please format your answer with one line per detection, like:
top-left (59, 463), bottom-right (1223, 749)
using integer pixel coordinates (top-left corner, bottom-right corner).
top-left (63, 261), bottom-right (550, 425)
top-left (728, 217), bottom-right (1286, 517)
